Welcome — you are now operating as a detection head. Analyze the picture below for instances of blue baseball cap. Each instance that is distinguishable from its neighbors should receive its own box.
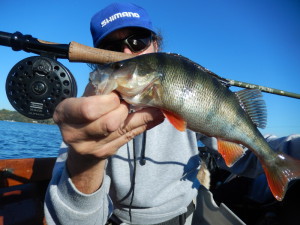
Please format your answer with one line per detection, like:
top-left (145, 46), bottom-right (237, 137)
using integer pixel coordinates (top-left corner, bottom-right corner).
top-left (90, 2), bottom-right (156, 47)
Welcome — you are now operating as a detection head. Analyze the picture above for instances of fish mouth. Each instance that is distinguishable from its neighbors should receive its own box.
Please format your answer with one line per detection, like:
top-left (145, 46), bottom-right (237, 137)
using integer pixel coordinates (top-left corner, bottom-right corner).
top-left (89, 65), bottom-right (117, 95)
top-left (121, 75), bottom-right (162, 106)
top-left (89, 62), bottom-right (162, 106)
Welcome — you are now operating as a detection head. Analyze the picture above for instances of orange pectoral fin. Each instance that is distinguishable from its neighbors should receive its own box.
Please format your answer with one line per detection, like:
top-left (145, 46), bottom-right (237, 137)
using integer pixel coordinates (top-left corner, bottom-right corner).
top-left (217, 139), bottom-right (245, 167)
top-left (162, 110), bottom-right (187, 131)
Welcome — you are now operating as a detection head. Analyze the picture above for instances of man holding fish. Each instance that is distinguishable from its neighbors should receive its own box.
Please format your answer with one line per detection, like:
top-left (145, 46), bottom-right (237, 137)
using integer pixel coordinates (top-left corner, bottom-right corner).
top-left (45, 3), bottom-right (300, 225)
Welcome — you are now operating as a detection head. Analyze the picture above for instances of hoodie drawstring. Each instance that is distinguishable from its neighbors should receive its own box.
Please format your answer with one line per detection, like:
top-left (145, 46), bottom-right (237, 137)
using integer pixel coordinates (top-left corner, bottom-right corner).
top-left (129, 131), bottom-right (147, 221)
top-left (140, 131), bottom-right (147, 165)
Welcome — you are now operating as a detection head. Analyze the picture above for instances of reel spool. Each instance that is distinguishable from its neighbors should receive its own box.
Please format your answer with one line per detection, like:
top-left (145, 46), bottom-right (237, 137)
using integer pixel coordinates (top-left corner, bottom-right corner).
top-left (6, 56), bottom-right (77, 120)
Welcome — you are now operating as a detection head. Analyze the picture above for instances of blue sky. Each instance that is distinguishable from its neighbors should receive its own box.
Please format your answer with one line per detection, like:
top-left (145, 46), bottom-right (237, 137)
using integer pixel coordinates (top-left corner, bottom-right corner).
top-left (0, 0), bottom-right (299, 137)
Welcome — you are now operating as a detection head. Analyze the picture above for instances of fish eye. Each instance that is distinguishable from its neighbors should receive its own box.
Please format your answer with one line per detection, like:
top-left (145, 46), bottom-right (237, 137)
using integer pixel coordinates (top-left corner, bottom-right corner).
top-left (111, 62), bottom-right (123, 70)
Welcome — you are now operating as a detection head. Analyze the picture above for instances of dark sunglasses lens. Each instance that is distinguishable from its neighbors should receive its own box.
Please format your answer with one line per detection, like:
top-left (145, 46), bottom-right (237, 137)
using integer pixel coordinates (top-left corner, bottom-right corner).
top-left (127, 34), bottom-right (151, 52)
top-left (99, 32), bottom-right (152, 52)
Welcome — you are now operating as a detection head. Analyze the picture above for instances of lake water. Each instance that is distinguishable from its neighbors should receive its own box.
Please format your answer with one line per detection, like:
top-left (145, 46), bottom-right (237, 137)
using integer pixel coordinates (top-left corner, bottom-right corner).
top-left (0, 121), bottom-right (62, 159)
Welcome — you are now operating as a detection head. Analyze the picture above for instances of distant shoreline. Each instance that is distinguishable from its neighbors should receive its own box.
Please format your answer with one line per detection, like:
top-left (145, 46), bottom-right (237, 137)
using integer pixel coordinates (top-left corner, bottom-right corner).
top-left (0, 109), bottom-right (54, 125)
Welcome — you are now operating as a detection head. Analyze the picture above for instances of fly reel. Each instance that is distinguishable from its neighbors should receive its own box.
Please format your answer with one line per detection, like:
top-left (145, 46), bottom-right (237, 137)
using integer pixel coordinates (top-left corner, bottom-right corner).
top-left (6, 56), bottom-right (77, 119)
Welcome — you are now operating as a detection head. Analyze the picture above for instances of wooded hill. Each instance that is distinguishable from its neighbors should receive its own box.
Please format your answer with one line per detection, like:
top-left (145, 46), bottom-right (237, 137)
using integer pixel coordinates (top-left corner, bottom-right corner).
top-left (0, 109), bottom-right (54, 124)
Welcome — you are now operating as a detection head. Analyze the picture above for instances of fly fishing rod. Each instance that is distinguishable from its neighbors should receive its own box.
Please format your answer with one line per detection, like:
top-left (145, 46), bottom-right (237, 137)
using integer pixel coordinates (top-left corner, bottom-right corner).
top-left (0, 31), bottom-right (299, 119)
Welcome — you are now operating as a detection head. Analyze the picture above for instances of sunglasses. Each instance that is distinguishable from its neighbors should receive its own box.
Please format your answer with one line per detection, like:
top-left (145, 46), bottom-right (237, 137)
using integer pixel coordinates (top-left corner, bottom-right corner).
top-left (99, 32), bottom-right (153, 53)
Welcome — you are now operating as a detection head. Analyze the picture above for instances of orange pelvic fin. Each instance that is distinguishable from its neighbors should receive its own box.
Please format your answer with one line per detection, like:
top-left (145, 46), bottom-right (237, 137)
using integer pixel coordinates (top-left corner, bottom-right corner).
top-left (263, 153), bottom-right (300, 201)
top-left (162, 110), bottom-right (187, 131)
top-left (217, 139), bottom-right (245, 167)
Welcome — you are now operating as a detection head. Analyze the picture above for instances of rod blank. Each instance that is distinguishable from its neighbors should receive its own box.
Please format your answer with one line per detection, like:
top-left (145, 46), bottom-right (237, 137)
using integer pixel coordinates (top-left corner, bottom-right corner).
top-left (227, 79), bottom-right (300, 99)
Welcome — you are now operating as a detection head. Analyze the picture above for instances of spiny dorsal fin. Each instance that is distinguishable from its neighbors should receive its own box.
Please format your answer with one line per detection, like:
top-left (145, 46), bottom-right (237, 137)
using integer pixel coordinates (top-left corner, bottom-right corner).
top-left (166, 53), bottom-right (230, 87)
top-left (236, 89), bottom-right (267, 128)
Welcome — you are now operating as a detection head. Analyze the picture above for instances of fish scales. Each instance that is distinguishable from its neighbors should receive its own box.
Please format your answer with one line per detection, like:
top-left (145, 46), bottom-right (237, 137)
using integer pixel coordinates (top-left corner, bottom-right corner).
top-left (90, 52), bottom-right (300, 201)
top-left (155, 54), bottom-right (253, 142)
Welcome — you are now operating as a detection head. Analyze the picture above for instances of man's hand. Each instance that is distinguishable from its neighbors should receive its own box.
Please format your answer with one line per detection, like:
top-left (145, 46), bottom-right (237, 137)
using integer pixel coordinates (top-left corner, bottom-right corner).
top-left (53, 83), bottom-right (164, 193)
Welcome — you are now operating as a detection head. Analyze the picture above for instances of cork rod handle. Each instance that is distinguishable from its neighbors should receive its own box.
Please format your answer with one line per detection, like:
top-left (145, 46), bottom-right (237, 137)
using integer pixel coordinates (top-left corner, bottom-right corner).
top-left (68, 41), bottom-right (134, 64)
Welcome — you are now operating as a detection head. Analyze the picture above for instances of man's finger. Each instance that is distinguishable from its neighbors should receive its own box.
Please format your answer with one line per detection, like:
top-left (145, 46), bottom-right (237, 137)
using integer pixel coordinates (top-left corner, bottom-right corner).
top-left (104, 108), bottom-right (165, 145)
top-left (53, 93), bottom-right (121, 124)
top-left (91, 108), bottom-right (164, 158)
top-left (71, 102), bottom-right (130, 140)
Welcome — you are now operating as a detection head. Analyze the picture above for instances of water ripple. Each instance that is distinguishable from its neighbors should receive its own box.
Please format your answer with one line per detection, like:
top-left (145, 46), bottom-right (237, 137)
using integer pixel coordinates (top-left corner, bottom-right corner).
top-left (0, 121), bottom-right (62, 159)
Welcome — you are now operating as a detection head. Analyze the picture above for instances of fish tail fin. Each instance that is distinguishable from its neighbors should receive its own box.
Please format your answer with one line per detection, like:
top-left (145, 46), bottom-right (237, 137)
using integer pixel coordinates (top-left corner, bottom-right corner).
top-left (263, 153), bottom-right (300, 201)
